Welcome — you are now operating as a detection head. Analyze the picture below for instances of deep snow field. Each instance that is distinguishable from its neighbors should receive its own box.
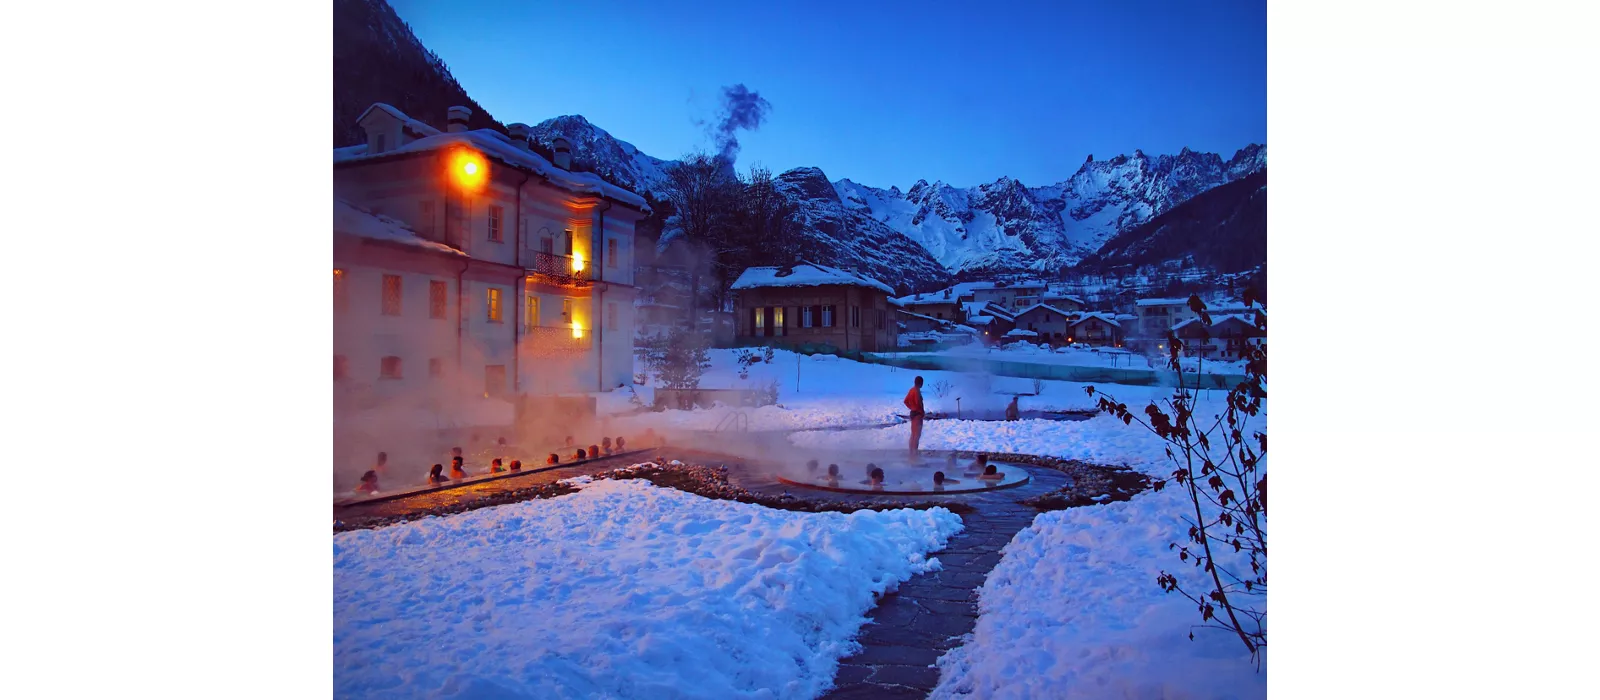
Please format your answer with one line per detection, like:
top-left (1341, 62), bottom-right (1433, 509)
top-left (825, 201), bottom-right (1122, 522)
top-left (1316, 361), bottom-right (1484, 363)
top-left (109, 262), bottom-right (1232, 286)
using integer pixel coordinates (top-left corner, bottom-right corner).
top-left (929, 486), bottom-right (1266, 699)
top-left (333, 476), bottom-right (963, 699)
top-left (756, 358), bottom-right (1266, 698)
top-left (335, 348), bottom-right (1265, 699)
top-left (604, 347), bottom-right (1189, 435)
top-left (615, 348), bottom-right (1267, 699)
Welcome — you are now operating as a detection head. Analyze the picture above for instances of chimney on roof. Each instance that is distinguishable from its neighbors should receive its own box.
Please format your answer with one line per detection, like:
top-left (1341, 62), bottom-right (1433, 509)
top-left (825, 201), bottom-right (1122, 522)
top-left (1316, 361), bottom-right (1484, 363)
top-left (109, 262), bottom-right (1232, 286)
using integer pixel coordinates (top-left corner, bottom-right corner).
top-left (447, 106), bottom-right (471, 133)
top-left (551, 137), bottom-right (572, 170)
top-left (507, 123), bottom-right (531, 150)
top-left (944, 289), bottom-right (952, 299)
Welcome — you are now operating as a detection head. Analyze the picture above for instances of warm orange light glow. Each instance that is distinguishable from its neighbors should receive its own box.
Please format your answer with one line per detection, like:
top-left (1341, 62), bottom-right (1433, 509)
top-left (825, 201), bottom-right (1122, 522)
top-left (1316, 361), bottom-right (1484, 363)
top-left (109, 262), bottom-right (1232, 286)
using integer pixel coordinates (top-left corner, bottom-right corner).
top-left (448, 149), bottom-right (488, 191)
top-left (571, 252), bottom-right (586, 272)
top-left (571, 321), bottom-right (584, 339)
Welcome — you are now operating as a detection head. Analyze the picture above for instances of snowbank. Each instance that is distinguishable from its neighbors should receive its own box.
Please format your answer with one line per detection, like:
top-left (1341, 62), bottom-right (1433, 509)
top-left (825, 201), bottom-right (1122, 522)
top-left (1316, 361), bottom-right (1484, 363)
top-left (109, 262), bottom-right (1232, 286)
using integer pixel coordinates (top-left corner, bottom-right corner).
top-left (333, 478), bottom-right (963, 699)
top-left (930, 485), bottom-right (1265, 699)
top-left (789, 416), bottom-right (1174, 473)
top-left (617, 348), bottom-right (1175, 436)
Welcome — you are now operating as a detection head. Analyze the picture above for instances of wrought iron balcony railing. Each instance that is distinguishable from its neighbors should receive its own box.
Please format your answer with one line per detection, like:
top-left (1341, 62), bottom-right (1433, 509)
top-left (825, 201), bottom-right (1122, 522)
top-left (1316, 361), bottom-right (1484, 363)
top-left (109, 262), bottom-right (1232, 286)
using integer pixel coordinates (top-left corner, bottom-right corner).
top-left (526, 251), bottom-right (593, 286)
top-left (522, 324), bottom-right (593, 355)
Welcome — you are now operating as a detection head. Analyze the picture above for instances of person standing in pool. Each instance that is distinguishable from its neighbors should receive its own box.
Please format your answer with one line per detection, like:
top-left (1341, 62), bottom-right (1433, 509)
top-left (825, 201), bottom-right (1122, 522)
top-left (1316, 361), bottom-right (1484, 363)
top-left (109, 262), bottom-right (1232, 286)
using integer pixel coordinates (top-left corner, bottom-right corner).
top-left (904, 376), bottom-right (926, 461)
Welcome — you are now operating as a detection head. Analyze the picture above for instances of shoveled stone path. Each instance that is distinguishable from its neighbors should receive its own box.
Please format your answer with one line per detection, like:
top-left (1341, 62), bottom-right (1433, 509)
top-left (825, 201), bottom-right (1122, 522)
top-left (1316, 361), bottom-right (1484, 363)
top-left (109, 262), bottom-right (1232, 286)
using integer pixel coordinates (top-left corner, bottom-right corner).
top-left (819, 492), bottom-right (1049, 699)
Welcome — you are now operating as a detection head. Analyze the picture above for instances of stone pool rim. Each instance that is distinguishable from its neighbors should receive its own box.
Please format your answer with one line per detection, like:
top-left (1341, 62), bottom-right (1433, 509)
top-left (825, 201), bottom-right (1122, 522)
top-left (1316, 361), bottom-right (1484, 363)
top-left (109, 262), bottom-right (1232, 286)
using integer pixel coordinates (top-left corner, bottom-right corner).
top-left (775, 471), bottom-right (1032, 496)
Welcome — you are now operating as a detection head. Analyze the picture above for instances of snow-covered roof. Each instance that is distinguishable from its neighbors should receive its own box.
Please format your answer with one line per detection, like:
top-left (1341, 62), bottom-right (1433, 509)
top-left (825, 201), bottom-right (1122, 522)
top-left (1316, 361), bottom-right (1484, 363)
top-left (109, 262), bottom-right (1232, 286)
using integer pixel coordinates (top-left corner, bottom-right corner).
top-left (893, 289), bottom-right (962, 305)
top-left (1004, 329), bottom-right (1039, 338)
top-left (895, 308), bottom-right (947, 324)
top-left (1071, 312), bottom-right (1122, 328)
top-left (1170, 317), bottom-right (1206, 332)
top-left (970, 280), bottom-right (1047, 291)
top-left (966, 315), bottom-right (994, 326)
top-left (1211, 314), bottom-right (1266, 330)
top-left (1115, 313), bottom-right (1139, 321)
top-left (357, 103), bottom-right (442, 139)
top-left (334, 108), bottom-right (649, 212)
top-left (1013, 303), bottom-right (1078, 320)
top-left (1040, 292), bottom-right (1086, 305)
top-left (333, 198), bottom-right (465, 257)
top-left (730, 262), bottom-right (894, 294)
top-left (1136, 297), bottom-right (1193, 307)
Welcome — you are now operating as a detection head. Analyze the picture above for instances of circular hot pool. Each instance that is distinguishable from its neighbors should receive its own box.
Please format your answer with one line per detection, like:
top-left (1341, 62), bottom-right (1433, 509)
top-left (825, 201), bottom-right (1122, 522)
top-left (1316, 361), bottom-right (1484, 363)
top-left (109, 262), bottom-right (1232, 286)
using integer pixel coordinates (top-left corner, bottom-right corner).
top-left (775, 459), bottom-right (1031, 496)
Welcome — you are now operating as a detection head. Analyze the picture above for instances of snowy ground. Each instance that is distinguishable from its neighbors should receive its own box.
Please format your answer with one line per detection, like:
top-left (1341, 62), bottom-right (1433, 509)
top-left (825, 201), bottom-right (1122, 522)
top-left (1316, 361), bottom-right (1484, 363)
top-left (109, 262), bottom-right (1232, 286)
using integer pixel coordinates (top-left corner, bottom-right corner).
top-left (885, 342), bottom-right (1249, 375)
top-left (929, 485), bottom-right (1266, 700)
top-left (604, 348), bottom-right (1184, 435)
top-left (787, 415), bottom-right (1168, 470)
top-left (346, 348), bottom-right (1266, 698)
top-left (614, 349), bottom-right (1262, 698)
top-left (333, 476), bottom-right (963, 699)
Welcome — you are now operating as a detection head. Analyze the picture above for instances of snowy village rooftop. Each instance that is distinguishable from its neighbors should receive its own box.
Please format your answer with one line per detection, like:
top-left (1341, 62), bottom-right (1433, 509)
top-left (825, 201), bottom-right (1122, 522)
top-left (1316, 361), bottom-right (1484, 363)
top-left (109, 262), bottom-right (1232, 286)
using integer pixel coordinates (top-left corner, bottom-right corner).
top-left (1041, 291), bottom-right (1086, 305)
top-left (1135, 297), bottom-right (1193, 307)
top-left (968, 280), bottom-right (1047, 291)
top-left (333, 103), bottom-right (650, 212)
top-left (731, 263), bottom-right (895, 295)
top-left (333, 198), bottom-right (465, 257)
top-left (1075, 311), bottom-right (1121, 327)
top-left (1016, 302), bottom-right (1079, 319)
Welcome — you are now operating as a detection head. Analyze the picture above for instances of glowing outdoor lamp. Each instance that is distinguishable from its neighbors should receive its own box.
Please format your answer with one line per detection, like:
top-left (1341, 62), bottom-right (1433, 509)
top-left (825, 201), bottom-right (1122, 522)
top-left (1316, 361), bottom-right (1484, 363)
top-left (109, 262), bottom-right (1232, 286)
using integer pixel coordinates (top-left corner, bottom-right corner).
top-left (448, 149), bottom-right (488, 191)
top-left (571, 321), bottom-right (584, 339)
top-left (571, 251), bottom-right (586, 272)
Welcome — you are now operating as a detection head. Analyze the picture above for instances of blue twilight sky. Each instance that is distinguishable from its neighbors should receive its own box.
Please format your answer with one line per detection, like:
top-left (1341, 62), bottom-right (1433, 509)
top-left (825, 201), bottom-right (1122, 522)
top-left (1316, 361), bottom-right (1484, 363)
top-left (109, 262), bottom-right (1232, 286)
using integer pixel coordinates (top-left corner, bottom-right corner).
top-left (388, 0), bottom-right (1265, 189)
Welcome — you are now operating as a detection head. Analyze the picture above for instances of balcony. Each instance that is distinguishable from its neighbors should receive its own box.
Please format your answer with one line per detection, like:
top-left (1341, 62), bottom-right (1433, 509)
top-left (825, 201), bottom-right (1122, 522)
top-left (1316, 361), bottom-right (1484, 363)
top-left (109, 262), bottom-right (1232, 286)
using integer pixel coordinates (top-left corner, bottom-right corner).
top-left (526, 251), bottom-right (593, 287)
top-left (522, 324), bottom-right (593, 355)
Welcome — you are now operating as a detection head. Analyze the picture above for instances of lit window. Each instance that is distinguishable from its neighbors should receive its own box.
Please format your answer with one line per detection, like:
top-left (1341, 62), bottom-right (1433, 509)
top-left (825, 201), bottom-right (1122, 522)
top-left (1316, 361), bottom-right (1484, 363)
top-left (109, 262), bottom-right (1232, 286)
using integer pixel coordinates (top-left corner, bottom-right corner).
top-left (488, 206), bottom-right (503, 242)
top-left (381, 275), bottom-right (402, 316)
top-left (334, 355), bottom-right (348, 380)
top-left (525, 294), bottom-right (539, 329)
top-left (607, 238), bottom-right (618, 267)
top-left (380, 356), bottom-right (402, 379)
top-left (487, 287), bottom-right (503, 323)
top-left (754, 307), bottom-right (765, 333)
top-left (561, 298), bottom-right (573, 321)
top-left (333, 269), bottom-right (348, 312)
top-left (429, 281), bottom-right (447, 319)
top-left (607, 302), bottom-right (618, 331)
top-left (429, 358), bottom-right (443, 378)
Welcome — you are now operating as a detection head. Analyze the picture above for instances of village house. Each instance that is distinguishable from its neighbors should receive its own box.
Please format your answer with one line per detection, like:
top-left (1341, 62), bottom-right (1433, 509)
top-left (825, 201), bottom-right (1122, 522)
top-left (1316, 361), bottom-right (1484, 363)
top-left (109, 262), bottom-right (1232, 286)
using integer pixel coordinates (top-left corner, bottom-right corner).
top-left (731, 263), bottom-right (898, 352)
top-left (970, 280), bottom-right (1047, 311)
top-left (1040, 291), bottom-right (1087, 311)
top-left (1209, 314), bottom-right (1267, 359)
top-left (1067, 312), bottom-right (1124, 346)
top-left (1012, 303), bottom-right (1078, 341)
top-left (893, 287), bottom-right (969, 322)
top-left (1172, 314), bottom-right (1266, 359)
top-left (963, 301), bottom-right (1017, 343)
top-left (1131, 297), bottom-right (1200, 349)
top-left (333, 103), bottom-right (649, 401)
